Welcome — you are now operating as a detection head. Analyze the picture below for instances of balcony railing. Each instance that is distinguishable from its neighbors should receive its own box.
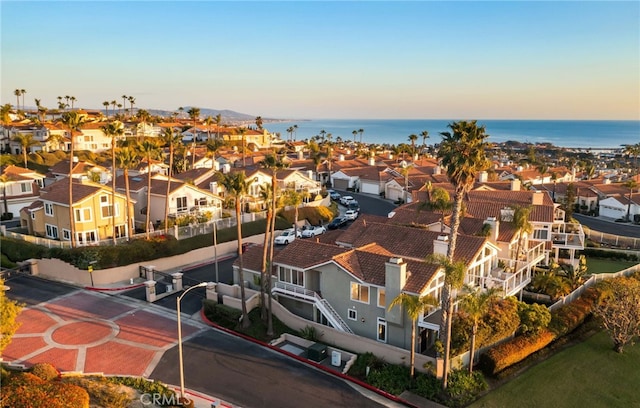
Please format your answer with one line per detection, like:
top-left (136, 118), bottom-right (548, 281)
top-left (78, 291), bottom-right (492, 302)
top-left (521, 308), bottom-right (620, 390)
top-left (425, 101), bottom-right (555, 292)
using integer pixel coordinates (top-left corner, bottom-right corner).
top-left (551, 222), bottom-right (585, 249)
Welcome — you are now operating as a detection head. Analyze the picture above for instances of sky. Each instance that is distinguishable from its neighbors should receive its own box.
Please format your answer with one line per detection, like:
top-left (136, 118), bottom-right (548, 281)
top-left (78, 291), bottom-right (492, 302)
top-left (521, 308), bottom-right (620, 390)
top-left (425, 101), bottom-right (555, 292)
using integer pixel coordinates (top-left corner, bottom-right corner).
top-left (1, 1), bottom-right (639, 120)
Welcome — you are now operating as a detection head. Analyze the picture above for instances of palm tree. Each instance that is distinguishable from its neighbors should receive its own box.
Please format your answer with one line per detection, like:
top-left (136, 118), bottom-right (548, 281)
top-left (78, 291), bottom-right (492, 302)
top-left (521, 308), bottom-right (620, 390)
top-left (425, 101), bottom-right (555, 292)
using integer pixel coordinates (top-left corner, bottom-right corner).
top-left (111, 100), bottom-right (117, 116)
top-left (161, 128), bottom-right (182, 233)
top-left (64, 96), bottom-right (71, 110)
top-left (212, 113), bottom-right (222, 141)
top-left (138, 139), bottom-right (162, 239)
top-left (285, 190), bottom-right (303, 237)
top-left (102, 101), bottom-right (110, 117)
top-left (258, 182), bottom-right (274, 321)
top-left (421, 186), bottom-right (452, 233)
top-left (101, 121), bottom-right (125, 244)
top-left (61, 111), bottom-right (87, 248)
top-left (70, 96), bottom-right (76, 110)
top-left (115, 146), bottom-right (139, 238)
top-left (187, 107), bottom-right (200, 169)
top-left (14, 89), bottom-right (21, 110)
top-left (512, 205), bottom-right (533, 272)
top-left (255, 116), bottom-right (263, 130)
top-left (20, 89), bottom-right (26, 111)
top-left (623, 179), bottom-right (638, 221)
top-left (358, 128), bottom-right (364, 144)
top-left (388, 293), bottom-right (438, 378)
top-left (259, 153), bottom-right (289, 334)
top-left (0, 172), bottom-right (10, 217)
top-left (217, 171), bottom-right (255, 328)
top-left (45, 133), bottom-right (65, 152)
top-left (204, 115), bottom-right (213, 141)
top-left (121, 95), bottom-right (128, 117)
top-left (436, 120), bottom-right (490, 388)
top-left (459, 285), bottom-right (500, 373)
top-left (352, 130), bottom-right (358, 145)
top-left (12, 134), bottom-right (39, 168)
top-left (286, 126), bottom-right (294, 142)
top-left (128, 96), bottom-right (136, 117)
top-left (293, 124), bottom-right (298, 141)
top-left (408, 134), bottom-right (418, 158)
top-left (420, 130), bottom-right (429, 155)
top-left (235, 127), bottom-right (248, 167)
top-left (1, 103), bottom-right (12, 125)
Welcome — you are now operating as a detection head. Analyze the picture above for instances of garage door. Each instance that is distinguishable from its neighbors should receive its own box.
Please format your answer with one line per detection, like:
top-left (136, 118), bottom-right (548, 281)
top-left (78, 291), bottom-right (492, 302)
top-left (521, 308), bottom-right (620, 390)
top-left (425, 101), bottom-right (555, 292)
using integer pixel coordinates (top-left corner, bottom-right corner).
top-left (361, 182), bottom-right (379, 195)
top-left (333, 179), bottom-right (350, 190)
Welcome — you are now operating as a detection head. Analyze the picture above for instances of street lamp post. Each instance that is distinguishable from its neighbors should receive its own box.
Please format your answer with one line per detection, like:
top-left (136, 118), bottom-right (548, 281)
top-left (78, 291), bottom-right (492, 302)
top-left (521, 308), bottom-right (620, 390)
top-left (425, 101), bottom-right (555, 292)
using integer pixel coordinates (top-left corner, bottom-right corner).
top-left (177, 282), bottom-right (208, 401)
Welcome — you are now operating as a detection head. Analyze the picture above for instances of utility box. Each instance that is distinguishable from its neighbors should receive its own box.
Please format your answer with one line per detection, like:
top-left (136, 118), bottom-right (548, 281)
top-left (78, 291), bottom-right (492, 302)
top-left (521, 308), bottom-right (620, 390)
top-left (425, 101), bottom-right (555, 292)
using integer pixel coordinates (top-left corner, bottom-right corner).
top-left (331, 350), bottom-right (341, 367)
top-left (307, 342), bottom-right (327, 362)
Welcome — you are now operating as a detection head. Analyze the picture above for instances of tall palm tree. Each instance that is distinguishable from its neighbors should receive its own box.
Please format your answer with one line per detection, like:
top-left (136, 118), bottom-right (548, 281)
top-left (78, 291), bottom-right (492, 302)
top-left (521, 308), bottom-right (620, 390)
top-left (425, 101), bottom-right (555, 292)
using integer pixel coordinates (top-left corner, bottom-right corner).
top-left (459, 285), bottom-right (500, 373)
top-left (512, 205), bottom-right (533, 272)
top-left (128, 96), bottom-right (136, 117)
top-left (20, 89), bottom-right (26, 111)
top-left (204, 115), bottom-right (213, 141)
top-left (255, 116), bottom-right (263, 130)
top-left (408, 134), bottom-right (418, 158)
top-left (217, 171), bottom-right (255, 328)
top-left (46, 133), bottom-right (65, 152)
top-left (258, 182), bottom-right (274, 321)
top-left (14, 89), bottom-right (21, 110)
top-left (61, 111), bottom-right (87, 248)
top-left (420, 130), bottom-right (429, 155)
top-left (358, 128), bottom-right (364, 144)
top-left (187, 107), bottom-right (200, 169)
top-left (69, 96), bottom-right (76, 110)
top-left (12, 134), bottom-right (40, 168)
top-left (121, 95), bottom-right (128, 117)
top-left (293, 124), bottom-right (298, 141)
top-left (436, 119), bottom-right (490, 389)
top-left (111, 100), bottom-right (117, 116)
top-left (161, 128), bottom-right (182, 233)
top-left (259, 153), bottom-right (288, 334)
top-left (101, 121), bottom-right (125, 244)
top-left (214, 113), bottom-right (222, 141)
top-left (64, 96), bottom-right (70, 111)
top-left (235, 127), bottom-right (248, 167)
top-left (388, 293), bottom-right (438, 378)
top-left (285, 190), bottom-right (303, 238)
top-left (138, 139), bottom-right (162, 239)
top-left (623, 179), bottom-right (638, 221)
top-left (103, 101), bottom-right (110, 117)
top-left (352, 130), bottom-right (358, 145)
top-left (421, 186), bottom-right (452, 233)
top-left (115, 146), bottom-right (139, 238)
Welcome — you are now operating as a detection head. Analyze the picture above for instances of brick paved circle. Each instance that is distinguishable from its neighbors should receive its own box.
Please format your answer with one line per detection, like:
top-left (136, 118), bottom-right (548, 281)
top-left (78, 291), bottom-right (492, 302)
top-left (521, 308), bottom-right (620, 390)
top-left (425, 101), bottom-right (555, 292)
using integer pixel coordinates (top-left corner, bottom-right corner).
top-left (48, 319), bottom-right (118, 348)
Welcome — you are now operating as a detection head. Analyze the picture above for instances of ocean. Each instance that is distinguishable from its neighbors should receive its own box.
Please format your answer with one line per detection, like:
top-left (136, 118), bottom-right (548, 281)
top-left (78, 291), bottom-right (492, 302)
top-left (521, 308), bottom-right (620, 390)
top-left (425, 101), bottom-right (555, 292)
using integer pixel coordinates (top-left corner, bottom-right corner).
top-left (262, 119), bottom-right (639, 149)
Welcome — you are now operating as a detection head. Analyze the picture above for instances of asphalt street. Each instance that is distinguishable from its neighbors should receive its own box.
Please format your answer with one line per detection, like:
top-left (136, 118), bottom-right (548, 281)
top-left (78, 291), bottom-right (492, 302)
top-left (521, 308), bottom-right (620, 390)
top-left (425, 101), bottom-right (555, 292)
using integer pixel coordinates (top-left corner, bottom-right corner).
top-left (151, 330), bottom-right (388, 408)
top-left (3, 275), bottom-right (77, 306)
top-left (573, 214), bottom-right (640, 237)
top-left (335, 190), bottom-right (398, 217)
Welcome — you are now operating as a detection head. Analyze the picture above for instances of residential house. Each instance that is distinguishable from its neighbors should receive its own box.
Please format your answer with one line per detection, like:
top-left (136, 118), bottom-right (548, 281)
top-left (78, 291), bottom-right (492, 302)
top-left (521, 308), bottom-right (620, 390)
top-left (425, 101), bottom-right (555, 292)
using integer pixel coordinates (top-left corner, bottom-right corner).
top-left (0, 165), bottom-right (46, 218)
top-left (20, 177), bottom-right (133, 244)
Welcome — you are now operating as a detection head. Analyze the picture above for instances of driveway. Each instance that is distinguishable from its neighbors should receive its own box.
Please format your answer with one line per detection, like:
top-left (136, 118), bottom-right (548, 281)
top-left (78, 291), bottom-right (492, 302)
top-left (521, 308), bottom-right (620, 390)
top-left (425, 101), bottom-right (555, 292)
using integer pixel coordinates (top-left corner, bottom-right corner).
top-left (334, 190), bottom-right (397, 217)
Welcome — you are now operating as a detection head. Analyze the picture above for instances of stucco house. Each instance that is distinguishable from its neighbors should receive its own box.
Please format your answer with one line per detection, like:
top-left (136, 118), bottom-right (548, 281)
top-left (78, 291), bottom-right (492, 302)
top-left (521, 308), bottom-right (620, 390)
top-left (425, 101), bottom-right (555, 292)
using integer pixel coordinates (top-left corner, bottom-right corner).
top-left (0, 165), bottom-right (46, 218)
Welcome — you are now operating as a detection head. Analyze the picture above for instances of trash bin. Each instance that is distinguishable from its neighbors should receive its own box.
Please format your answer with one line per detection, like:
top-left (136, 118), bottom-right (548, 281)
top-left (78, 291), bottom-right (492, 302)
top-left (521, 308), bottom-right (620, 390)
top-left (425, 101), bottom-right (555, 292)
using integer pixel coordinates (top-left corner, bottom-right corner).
top-left (331, 350), bottom-right (341, 367)
top-left (307, 342), bottom-right (327, 362)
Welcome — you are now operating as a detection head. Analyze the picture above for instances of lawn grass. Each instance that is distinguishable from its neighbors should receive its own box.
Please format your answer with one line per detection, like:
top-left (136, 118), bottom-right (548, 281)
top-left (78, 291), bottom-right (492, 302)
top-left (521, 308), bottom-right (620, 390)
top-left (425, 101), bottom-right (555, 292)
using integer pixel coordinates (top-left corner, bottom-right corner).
top-left (586, 258), bottom-right (637, 274)
top-left (470, 331), bottom-right (640, 408)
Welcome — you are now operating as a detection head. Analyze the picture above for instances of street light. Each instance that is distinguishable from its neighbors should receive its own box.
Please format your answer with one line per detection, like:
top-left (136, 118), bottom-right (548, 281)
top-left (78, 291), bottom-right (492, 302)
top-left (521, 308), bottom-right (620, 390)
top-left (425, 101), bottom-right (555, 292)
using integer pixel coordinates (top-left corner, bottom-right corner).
top-left (177, 282), bottom-right (208, 401)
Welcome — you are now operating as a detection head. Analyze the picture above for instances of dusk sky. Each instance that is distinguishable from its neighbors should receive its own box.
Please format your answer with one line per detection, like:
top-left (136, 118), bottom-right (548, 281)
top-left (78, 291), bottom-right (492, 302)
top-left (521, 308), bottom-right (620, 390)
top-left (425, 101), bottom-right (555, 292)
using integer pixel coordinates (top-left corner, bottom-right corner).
top-left (1, 1), bottom-right (638, 120)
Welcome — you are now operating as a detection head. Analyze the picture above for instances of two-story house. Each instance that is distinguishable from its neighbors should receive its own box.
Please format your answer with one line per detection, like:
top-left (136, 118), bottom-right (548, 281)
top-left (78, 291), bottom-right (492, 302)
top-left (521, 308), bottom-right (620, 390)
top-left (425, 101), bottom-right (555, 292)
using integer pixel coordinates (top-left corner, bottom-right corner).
top-left (0, 165), bottom-right (46, 218)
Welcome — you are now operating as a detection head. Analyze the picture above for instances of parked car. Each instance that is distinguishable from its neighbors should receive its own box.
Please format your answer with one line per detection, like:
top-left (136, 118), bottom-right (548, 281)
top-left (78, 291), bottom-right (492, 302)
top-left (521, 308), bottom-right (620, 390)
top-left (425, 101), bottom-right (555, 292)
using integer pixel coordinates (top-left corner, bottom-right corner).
top-left (327, 190), bottom-right (341, 200)
top-left (340, 195), bottom-right (355, 205)
top-left (301, 225), bottom-right (327, 238)
top-left (347, 201), bottom-right (360, 211)
top-left (274, 228), bottom-right (301, 245)
top-left (344, 209), bottom-right (359, 220)
top-left (327, 216), bottom-right (348, 230)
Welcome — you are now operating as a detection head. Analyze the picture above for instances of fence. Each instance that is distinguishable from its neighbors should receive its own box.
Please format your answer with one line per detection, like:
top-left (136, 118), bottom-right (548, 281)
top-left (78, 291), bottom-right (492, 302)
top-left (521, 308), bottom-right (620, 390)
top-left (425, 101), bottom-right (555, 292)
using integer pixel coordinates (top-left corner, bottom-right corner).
top-left (548, 263), bottom-right (640, 311)
top-left (582, 226), bottom-right (640, 250)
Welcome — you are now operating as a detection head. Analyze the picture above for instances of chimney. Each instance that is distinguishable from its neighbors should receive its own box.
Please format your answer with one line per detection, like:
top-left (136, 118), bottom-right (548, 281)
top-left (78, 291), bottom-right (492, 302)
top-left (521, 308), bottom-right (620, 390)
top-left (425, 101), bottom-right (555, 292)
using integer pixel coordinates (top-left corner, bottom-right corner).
top-left (510, 179), bottom-right (521, 191)
top-left (484, 216), bottom-right (499, 242)
top-left (433, 235), bottom-right (449, 256)
top-left (532, 191), bottom-right (544, 205)
top-left (339, 154), bottom-right (345, 161)
top-left (388, 153), bottom-right (393, 160)
top-left (385, 257), bottom-right (407, 325)
top-left (213, 160), bottom-right (220, 171)
top-left (210, 181), bottom-right (218, 195)
top-left (368, 157), bottom-right (375, 166)
top-left (478, 171), bottom-right (488, 183)
top-left (517, 165), bottom-right (523, 172)
top-left (433, 166), bottom-right (441, 175)
top-left (72, 156), bottom-right (79, 163)
top-left (307, 170), bottom-right (314, 180)
top-left (297, 150), bottom-right (304, 160)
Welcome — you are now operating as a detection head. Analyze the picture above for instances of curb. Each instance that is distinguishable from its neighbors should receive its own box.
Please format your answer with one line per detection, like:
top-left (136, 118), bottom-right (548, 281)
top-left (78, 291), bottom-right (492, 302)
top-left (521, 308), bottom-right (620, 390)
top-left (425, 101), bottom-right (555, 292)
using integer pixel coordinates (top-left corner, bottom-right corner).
top-left (199, 309), bottom-right (418, 408)
top-left (84, 283), bottom-right (146, 292)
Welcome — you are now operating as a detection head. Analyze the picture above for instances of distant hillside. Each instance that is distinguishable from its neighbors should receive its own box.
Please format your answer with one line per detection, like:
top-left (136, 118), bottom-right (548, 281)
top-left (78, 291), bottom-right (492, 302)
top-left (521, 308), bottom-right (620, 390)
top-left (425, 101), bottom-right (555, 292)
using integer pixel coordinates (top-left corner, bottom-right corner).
top-left (146, 107), bottom-right (284, 124)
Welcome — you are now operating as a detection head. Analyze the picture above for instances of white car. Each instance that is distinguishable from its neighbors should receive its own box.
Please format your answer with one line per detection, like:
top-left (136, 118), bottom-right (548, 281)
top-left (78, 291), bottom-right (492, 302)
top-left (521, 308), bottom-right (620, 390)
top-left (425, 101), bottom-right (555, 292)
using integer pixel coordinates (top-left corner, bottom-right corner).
top-left (344, 209), bottom-right (359, 220)
top-left (301, 225), bottom-right (327, 238)
top-left (274, 228), bottom-right (301, 245)
top-left (340, 195), bottom-right (355, 205)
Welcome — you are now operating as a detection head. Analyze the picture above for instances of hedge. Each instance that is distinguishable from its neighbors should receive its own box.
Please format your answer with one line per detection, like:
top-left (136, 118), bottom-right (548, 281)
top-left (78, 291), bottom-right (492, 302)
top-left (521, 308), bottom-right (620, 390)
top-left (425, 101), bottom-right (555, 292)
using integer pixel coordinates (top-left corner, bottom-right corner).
top-left (480, 329), bottom-right (557, 375)
top-left (1, 371), bottom-right (89, 408)
top-left (579, 248), bottom-right (640, 262)
top-left (548, 286), bottom-right (599, 337)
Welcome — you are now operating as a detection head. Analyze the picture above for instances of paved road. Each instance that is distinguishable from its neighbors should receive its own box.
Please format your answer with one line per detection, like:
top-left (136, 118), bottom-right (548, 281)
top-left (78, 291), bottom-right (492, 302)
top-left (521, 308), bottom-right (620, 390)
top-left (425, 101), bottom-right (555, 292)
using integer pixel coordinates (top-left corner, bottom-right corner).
top-left (3, 275), bottom-right (77, 306)
top-left (574, 214), bottom-right (640, 237)
top-left (151, 330), bottom-right (389, 408)
top-left (334, 190), bottom-right (397, 217)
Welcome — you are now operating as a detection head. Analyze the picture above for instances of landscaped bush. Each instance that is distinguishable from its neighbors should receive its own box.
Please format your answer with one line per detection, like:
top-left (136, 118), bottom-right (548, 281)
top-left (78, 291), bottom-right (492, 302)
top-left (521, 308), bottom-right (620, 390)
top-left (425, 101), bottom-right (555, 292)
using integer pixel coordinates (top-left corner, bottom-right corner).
top-left (1, 253), bottom-right (17, 268)
top-left (1, 371), bottom-right (90, 408)
top-left (62, 376), bottom-right (131, 408)
top-left (480, 329), bottom-right (557, 376)
top-left (517, 302), bottom-right (551, 335)
top-left (31, 362), bottom-right (59, 381)
top-left (279, 206), bottom-right (336, 226)
top-left (38, 151), bottom-right (64, 167)
top-left (107, 376), bottom-right (174, 400)
top-left (366, 362), bottom-right (412, 396)
top-left (28, 152), bottom-right (44, 164)
top-left (548, 286), bottom-right (599, 337)
top-left (580, 248), bottom-right (640, 262)
top-left (203, 300), bottom-right (242, 329)
top-left (1, 237), bottom-right (48, 262)
top-left (446, 369), bottom-right (489, 408)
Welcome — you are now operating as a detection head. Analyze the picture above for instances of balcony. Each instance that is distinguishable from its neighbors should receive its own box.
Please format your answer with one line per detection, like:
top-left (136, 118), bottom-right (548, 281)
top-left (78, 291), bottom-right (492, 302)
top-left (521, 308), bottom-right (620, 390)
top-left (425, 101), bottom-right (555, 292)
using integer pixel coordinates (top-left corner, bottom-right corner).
top-left (551, 222), bottom-right (585, 249)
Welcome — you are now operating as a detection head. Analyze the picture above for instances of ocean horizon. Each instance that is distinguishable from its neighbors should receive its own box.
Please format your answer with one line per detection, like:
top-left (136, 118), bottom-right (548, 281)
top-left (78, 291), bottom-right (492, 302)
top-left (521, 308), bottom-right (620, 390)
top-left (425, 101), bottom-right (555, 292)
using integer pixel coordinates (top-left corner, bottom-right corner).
top-left (263, 119), bottom-right (639, 149)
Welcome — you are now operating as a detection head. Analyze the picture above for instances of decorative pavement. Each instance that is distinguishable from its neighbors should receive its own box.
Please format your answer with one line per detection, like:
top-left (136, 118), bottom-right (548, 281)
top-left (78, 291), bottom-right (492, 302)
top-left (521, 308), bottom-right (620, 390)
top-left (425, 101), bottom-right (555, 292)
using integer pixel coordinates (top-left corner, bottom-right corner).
top-left (3, 290), bottom-right (204, 377)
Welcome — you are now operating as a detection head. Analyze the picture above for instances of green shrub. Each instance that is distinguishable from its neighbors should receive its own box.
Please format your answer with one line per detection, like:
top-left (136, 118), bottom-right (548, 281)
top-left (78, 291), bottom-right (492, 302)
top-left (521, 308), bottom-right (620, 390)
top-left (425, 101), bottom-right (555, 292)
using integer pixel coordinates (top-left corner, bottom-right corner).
top-left (366, 363), bottom-right (412, 396)
top-left (480, 329), bottom-right (557, 375)
top-left (203, 300), bottom-right (242, 329)
top-left (1, 372), bottom-right (90, 408)
top-left (580, 248), bottom-right (640, 262)
top-left (1, 237), bottom-right (49, 262)
top-left (38, 151), bottom-right (63, 167)
top-left (548, 286), bottom-right (599, 336)
top-left (299, 325), bottom-right (318, 341)
top-left (1, 253), bottom-right (17, 268)
top-left (446, 369), bottom-right (488, 408)
top-left (518, 302), bottom-right (552, 335)
top-left (54, 150), bottom-right (67, 160)
top-left (62, 376), bottom-right (131, 408)
top-left (348, 352), bottom-right (385, 380)
top-left (29, 152), bottom-right (44, 164)
top-left (31, 363), bottom-right (59, 381)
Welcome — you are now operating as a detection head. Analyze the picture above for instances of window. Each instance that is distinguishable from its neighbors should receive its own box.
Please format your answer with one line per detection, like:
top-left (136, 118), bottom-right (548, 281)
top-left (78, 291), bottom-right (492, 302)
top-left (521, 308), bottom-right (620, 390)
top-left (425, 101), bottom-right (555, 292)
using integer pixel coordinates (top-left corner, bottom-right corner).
top-left (45, 224), bottom-right (59, 239)
top-left (377, 318), bottom-right (387, 343)
top-left (533, 229), bottom-right (548, 240)
top-left (31, 212), bottom-right (36, 220)
top-left (77, 230), bottom-right (97, 245)
top-left (115, 225), bottom-right (126, 238)
top-left (195, 197), bottom-right (207, 207)
top-left (84, 135), bottom-right (93, 142)
top-left (348, 309), bottom-right (357, 321)
top-left (20, 182), bottom-right (32, 193)
top-left (100, 195), bottom-right (117, 218)
top-left (62, 229), bottom-right (71, 240)
top-left (350, 282), bottom-right (369, 303)
top-left (75, 208), bottom-right (92, 222)
top-left (45, 203), bottom-right (54, 216)
top-left (278, 266), bottom-right (304, 287)
top-left (377, 288), bottom-right (386, 308)
top-left (176, 196), bottom-right (188, 212)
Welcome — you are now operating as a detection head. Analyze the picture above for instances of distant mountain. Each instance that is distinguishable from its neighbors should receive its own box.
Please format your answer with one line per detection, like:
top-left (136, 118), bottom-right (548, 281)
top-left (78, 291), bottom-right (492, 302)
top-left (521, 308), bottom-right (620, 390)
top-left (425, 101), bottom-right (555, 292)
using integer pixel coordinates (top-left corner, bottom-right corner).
top-left (146, 107), bottom-right (285, 124)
